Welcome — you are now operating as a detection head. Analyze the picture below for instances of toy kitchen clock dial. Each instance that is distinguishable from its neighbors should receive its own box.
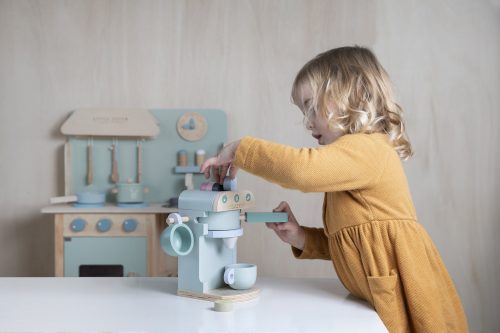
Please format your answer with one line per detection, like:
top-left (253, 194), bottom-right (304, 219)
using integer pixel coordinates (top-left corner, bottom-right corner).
top-left (176, 112), bottom-right (208, 142)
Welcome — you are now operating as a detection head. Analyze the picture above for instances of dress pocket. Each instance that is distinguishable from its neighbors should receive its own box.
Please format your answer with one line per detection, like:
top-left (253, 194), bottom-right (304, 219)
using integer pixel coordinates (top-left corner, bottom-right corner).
top-left (367, 270), bottom-right (408, 332)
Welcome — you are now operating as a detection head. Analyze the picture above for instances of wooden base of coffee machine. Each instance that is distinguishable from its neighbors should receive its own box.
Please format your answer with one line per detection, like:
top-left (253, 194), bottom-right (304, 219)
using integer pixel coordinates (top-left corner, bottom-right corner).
top-left (178, 287), bottom-right (260, 302)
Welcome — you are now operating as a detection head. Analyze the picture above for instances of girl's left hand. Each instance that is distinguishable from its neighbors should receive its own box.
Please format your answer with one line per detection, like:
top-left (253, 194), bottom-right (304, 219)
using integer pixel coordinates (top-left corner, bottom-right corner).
top-left (200, 140), bottom-right (241, 183)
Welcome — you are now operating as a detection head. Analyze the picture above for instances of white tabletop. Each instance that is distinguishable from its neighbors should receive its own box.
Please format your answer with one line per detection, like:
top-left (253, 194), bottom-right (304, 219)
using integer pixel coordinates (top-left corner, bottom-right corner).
top-left (0, 277), bottom-right (387, 333)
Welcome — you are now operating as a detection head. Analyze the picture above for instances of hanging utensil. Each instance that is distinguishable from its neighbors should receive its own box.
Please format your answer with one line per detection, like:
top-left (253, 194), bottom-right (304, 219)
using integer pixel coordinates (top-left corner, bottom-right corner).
top-left (86, 137), bottom-right (93, 185)
top-left (136, 139), bottom-right (142, 183)
top-left (110, 138), bottom-right (119, 183)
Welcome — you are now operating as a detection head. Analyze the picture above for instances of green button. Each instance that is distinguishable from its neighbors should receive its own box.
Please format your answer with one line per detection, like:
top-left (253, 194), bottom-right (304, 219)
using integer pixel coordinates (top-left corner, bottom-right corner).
top-left (245, 193), bottom-right (251, 201)
top-left (234, 194), bottom-right (239, 202)
top-left (222, 195), bottom-right (227, 203)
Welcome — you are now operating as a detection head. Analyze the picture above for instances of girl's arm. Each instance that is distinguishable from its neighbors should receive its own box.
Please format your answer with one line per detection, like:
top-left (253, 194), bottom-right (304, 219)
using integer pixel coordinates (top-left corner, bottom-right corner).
top-left (291, 226), bottom-right (331, 260)
top-left (268, 201), bottom-right (331, 260)
top-left (234, 134), bottom-right (389, 192)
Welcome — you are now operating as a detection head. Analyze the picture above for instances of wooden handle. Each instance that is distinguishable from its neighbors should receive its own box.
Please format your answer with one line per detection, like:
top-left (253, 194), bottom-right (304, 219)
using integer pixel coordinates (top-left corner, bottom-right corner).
top-left (166, 216), bottom-right (190, 224)
top-left (111, 144), bottom-right (119, 183)
top-left (50, 195), bottom-right (78, 204)
top-left (244, 212), bottom-right (289, 223)
top-left (86, 143), bottom-right (93, 185)
top-left (137, 143), bottom-right (142, 183)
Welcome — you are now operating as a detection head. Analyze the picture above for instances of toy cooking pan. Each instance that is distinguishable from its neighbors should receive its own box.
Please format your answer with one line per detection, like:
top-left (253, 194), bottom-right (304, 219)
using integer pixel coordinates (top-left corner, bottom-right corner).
top-left (49, 191), bottom-right (106, 207)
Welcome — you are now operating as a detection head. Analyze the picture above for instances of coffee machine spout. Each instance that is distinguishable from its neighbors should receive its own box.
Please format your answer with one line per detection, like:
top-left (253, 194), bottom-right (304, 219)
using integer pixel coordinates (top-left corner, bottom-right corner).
top-left (223, 237), bottom-right (238, 249)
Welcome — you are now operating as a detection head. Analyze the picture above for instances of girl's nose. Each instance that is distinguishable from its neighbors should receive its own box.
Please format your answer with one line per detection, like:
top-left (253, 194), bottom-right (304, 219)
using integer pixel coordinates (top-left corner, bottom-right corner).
top-left (306, 120), bottom-right (313, 130)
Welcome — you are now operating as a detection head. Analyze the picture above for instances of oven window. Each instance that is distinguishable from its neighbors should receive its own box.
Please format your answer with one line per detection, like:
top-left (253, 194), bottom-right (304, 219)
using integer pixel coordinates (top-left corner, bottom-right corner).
top-left (79, 265), bottom-right (124, 277)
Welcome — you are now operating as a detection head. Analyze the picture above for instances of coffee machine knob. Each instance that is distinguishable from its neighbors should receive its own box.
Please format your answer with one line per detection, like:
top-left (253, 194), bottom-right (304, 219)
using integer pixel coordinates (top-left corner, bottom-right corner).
top-left (122, 218), bottom-right (138, 232)
top-left (70, 218), bottom-right (86, 232)
top-left (96, 218), bottom-right (112, 232)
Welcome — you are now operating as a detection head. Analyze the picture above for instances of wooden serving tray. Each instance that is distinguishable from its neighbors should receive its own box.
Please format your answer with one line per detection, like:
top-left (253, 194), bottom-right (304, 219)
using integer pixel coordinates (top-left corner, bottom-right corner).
top-left (178, 287), bottom-right (260, 302)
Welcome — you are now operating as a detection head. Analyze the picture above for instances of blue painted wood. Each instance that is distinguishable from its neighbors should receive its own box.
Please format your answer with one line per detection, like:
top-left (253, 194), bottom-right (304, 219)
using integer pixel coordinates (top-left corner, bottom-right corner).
top-left (200, 210), bottom-right (241, 231)
top-left (245, 212), bottom-right (288, 223)
top-left (67, 109), bottom-right (226, 203)
top-left (64, 237), bottom-right (147, 277)
top-left (174, 166), bottom-right (203, 173)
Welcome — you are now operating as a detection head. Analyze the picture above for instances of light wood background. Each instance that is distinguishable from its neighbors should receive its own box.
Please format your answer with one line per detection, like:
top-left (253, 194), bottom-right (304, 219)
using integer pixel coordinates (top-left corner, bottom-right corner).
top-left (0, 1), bottom-right (498, 331)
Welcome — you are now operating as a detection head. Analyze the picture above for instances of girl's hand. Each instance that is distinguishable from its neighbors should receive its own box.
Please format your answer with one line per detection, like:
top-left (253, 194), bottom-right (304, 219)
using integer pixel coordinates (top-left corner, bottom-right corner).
top-left (266, 201), bottom-right (305, 250)
top-left (200, 140), bottom-right (241, 183)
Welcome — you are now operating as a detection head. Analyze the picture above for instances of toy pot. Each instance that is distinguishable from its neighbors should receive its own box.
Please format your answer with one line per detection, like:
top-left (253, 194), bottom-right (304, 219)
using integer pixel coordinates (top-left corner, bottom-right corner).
top-left (112, 182), bottom-right (149, 203)
top-left (160, 213), bottom-right (194, 256)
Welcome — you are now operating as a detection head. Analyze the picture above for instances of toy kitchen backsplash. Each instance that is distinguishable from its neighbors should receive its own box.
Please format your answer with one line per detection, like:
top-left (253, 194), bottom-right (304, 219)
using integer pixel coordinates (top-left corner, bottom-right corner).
top-left (64, 109), bottom-right (226, 204)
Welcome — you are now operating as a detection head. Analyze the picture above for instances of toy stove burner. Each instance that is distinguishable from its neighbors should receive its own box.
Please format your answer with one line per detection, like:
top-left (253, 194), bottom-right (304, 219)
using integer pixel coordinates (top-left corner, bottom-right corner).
top-left (116, 202), bottom-right (149, 208)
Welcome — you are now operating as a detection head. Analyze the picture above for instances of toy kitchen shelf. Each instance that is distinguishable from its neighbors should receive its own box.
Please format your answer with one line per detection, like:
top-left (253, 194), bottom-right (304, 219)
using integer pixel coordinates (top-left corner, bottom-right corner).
top-left (42, 109), bottom-right (227, 278)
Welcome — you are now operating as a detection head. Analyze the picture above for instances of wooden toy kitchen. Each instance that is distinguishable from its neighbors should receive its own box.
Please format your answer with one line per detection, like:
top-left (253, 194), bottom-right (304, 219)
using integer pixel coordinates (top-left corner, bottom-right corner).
top-left (41, 109), bottom-right (227, 277)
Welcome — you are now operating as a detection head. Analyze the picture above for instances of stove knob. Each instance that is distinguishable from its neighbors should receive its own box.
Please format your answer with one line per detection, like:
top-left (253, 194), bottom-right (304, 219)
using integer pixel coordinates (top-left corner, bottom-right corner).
top-left (122, 218), bottom-right (138, 232)
top-left (96, 218), bottom-right (112, 232)
top-left (70, 218), bottom-right (86, 232)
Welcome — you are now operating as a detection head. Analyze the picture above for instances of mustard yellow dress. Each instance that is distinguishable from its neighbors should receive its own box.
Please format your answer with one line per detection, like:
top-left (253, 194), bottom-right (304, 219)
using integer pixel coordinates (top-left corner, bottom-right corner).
top-left (234, 133), bottom-right (468, 333)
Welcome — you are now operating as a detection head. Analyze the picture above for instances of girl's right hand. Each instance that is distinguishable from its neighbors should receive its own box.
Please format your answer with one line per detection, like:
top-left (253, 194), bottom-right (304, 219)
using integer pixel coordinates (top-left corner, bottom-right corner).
top-left (200, 140), bottom-right (240, 184)
top-left (266, 201), bottom-right (305, 250)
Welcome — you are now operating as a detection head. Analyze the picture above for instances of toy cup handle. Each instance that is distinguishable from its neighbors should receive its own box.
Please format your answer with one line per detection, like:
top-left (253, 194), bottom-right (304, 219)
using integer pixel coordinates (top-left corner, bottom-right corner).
top-left (224, 268), bottom-right (235, 285)
top-left (166, 213), bottom-right (189, 225)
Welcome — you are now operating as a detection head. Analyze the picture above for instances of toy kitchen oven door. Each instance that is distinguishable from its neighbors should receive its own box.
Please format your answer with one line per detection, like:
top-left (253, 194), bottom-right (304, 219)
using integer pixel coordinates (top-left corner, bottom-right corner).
top-left (42, 109), bottom-right (227, 277)
top-left (58, 213), bottom-right (162, 277)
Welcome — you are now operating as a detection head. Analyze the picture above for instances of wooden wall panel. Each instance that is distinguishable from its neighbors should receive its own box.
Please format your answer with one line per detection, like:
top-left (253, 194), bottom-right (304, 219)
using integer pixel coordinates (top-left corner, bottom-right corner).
top-left (0, 1), bottom-right (498, 331)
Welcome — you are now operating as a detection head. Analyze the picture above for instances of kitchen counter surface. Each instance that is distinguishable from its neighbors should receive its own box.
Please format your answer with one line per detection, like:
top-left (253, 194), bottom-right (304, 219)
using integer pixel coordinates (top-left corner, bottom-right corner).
top-left (41, 203), bottom-right (177, 214)
top-left (0, 277), bottom-right (387, 333)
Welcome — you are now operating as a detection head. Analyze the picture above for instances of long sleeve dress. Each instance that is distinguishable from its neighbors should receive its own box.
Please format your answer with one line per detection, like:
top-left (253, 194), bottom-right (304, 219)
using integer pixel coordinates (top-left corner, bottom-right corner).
top-left (233, 132), bottom-right (468, 333)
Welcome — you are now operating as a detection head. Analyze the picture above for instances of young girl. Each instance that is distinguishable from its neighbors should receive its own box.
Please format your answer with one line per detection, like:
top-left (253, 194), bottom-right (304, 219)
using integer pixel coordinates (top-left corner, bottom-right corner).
top-left (201, 46), bottom-right (468, 333)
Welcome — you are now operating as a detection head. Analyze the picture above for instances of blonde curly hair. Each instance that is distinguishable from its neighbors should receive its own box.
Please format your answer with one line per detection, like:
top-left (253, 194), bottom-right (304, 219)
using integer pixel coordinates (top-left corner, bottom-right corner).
top-left (291, 46), bottom-right (413, 160)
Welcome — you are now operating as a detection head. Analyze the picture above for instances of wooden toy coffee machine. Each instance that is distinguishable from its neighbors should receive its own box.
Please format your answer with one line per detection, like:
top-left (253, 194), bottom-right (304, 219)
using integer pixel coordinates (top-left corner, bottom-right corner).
top-left (161, 177), bottom-right (288, 301)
